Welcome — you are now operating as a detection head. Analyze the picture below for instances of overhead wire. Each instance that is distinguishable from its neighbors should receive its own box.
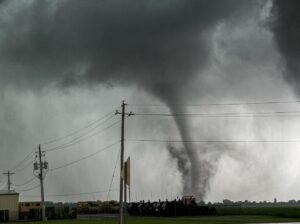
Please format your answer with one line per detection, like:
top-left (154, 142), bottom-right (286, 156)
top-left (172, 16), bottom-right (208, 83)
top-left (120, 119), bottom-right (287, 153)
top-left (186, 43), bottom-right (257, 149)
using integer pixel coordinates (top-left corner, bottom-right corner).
top-left (126, 139), bottom-right (300, 143)
top-left (15, 107), bottom-right (120, 198)
top-left (21, 188), bottom-right (119, 198)
top-left (45, 119), bottom-right (120, 152)
top-left (107, 147), bottom-right (120, 201)
top-left (10, 102), bottom-right (300, 200)
top-left (13, 159), bottom-right (35, 174)
top-left (44, 113), bottom-right (117, 151)
top-left (129, 99), bottom-right (300, 107)
top-left (134, 110), bottom-right (300, 117)
top-left (8, 108), bottom-right (118, 184)
top-left (12, 177), bottom-right (36, 187)
top-left (42, 109), bottom-right (118, 145)
top-left (47, 189), bottom-right (119, 197)
top-left (10, 148), bottom-right (36, 172)
top-left (49, 140), bottom-right (120, 172)
top-left (16, 184), bottom-right (40, 192)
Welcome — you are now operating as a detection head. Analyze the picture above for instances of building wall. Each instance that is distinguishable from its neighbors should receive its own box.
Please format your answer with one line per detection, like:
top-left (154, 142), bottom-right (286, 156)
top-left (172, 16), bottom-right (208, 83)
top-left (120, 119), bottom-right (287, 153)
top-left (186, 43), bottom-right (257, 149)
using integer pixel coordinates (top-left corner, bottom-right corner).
top-left (19, 201), bottom-right (41, 213)
top-left (0, 194), bottom-right (19, 221)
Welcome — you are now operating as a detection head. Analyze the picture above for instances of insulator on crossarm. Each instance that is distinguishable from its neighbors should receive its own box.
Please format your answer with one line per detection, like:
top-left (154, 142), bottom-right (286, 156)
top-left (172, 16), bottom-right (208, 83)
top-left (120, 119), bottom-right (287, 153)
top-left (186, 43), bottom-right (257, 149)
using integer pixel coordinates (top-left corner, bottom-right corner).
top-left (43, 161), bottom-right (48, 170)
top-left (34, 162), bottom-right (39, 171)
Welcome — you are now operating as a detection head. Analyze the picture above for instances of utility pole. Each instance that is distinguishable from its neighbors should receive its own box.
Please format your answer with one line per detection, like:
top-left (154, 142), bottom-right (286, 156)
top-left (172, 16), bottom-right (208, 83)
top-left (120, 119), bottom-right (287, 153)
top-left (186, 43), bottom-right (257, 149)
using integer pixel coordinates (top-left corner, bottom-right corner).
top-left (115, 101), bottom-right (133, 224)
top-left (2, 170), bottom-right (14, 192)
top-left (38, 144), bottom-right (46, 221)
top-left (34, 144), bottom-right (48, 222)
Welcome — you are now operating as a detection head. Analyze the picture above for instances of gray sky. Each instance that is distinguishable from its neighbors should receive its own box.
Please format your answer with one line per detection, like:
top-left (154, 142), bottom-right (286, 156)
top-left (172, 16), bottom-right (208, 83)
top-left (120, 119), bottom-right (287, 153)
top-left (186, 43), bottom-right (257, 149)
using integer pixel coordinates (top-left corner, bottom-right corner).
top-left (1, 0), bottom-right (300, 203)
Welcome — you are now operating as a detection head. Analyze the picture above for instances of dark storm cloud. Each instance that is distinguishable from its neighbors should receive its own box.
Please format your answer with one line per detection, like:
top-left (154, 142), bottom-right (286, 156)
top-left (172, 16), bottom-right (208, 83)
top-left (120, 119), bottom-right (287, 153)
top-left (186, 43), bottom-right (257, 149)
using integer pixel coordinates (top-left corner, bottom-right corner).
top-left (271, 0), bottom-right (300, 94)
top-left (0, 0), bottom-right (255, 199)
top-left (0, 0), bottom-right (252, 93)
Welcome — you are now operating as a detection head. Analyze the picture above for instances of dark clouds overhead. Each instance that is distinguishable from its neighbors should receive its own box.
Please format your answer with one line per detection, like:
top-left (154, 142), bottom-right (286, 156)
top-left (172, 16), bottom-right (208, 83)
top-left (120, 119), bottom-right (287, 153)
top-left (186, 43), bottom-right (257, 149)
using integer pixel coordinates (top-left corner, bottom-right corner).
top-left (271, 0), bottom-right (300, 95)
top-left (0, 0), bottom-right (253, 96)
top-left (0, 0), bottom-right (272, 200)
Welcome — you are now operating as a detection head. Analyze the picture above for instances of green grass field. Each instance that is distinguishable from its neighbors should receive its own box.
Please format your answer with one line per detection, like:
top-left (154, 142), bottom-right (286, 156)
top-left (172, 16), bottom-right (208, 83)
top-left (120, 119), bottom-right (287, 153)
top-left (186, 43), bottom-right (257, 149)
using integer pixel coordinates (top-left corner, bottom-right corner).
top-left (8, 216), bottom-right (300, 224)
top-left (217, 207), bottom-right (300, 218)
top-left (9, 207), bottom-right (300, 224)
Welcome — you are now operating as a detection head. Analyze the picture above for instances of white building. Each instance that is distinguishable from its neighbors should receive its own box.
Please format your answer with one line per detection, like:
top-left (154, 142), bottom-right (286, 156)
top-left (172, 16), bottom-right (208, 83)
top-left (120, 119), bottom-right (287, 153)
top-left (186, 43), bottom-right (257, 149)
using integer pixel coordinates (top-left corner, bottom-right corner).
top-left (0, 190), bottom-right (19, 221)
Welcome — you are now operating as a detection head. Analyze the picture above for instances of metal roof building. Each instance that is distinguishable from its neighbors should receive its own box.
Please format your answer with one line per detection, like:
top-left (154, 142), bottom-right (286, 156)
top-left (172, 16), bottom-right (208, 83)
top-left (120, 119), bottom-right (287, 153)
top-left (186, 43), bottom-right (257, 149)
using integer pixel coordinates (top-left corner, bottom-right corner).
top-left (0, 190), bottom-right (19, 221)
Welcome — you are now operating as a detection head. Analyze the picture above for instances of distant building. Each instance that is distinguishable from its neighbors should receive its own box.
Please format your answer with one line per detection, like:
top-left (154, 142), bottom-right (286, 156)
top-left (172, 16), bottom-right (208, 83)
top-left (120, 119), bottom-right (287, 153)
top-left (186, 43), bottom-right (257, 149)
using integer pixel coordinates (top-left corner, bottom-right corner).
top-left (0, 190), bottom-right (19, 221)
top-left (19, 201), bottom-right (77, 220)
top-left (19, 201), bottom-right (41, 219)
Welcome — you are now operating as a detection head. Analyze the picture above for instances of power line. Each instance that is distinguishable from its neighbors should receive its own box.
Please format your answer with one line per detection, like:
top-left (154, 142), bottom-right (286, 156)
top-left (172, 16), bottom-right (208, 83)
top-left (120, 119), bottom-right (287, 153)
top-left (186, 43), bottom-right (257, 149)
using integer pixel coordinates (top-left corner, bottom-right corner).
top-left (10, 149), bottom-right (35, 172)
top-left (47, 189), bottom-right (119, 197)
top-left (16, 184), bottom-right (40, 192)
top-left (45, 120), bottom-right (120, 153)
top-left (12, 177), bottom-right (35, 187)
top-left (107, 148), bottom-right (120, 201)
top-left (134, 110), bottom-right (300, 117)
top-left (13, 160), bottom-right (34, 174)
top-left (42, 109), bottom-right (117, 145)
top-left (44, 114), bottom-right (116, 151)
top-left (2, 170), bottom-right (14, 191)
top-left (7, 108), bottom-right (118, 187)
top-left (129, 99), bottom-right (300, 107)
top-left (126, 139), bottom-right (300, 143)
top-left (49, 141), bottom-right (120, 172)
top-left (21, 189), bottom-right (119, 197)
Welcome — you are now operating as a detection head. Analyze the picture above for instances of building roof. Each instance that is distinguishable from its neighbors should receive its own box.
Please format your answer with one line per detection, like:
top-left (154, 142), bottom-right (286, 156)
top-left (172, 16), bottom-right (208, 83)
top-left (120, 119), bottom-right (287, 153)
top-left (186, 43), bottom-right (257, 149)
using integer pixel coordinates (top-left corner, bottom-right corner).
top-left (0, 190), bottom-right (19, 195)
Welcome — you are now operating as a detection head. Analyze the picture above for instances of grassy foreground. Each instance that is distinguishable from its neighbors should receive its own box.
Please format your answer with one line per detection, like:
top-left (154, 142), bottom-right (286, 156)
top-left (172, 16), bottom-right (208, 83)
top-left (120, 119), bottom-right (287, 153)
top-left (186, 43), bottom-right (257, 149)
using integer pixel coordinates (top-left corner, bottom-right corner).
top-left (9, 216), bottom-right (300, 224)
top-left (217, 207), bottom-right (300, 218)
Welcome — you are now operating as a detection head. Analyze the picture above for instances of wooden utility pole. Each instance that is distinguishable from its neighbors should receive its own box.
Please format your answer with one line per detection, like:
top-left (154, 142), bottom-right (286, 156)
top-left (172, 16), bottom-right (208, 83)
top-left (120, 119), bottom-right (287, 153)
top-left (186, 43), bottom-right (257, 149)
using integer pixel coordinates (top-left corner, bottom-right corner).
top-left (38, 144), bottom-right (46, 221)
top-left (2, 170), bottom-right (14, 192)
top-left (120, 101), bottom-right (125, 224)
top-left (34, 145), bottom-right (48, 221)
top-left (115, 101), bottom-right (133, 224)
